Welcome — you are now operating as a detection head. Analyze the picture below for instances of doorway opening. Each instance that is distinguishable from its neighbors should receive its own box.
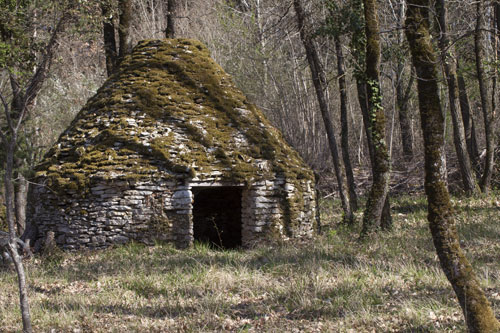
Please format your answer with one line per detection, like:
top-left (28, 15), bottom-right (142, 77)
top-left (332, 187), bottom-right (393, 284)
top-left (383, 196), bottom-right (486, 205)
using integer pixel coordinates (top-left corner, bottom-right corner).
top-left (192, 187), bottom-right (242, 249)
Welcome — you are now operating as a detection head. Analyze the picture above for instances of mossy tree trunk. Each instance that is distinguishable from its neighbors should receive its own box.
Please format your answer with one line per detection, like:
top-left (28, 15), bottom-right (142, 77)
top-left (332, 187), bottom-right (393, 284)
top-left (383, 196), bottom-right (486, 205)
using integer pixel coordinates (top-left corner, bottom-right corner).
top-left (334, 35), bottom-right (358, 211)
top-left (457, 61), bottom-right (481, 175)
top-left (360, 0), bottom-right (392, 235)
top-left (406, 1), bottom-right (500, 331)
top-left (349, 0), bottom-right (391, 228)
top-left (165, 0), bottom-right (177, 38)
top-left (474, 1), bottom-right (496, 194)
top-left (435, 0), bottom-right (477, 195)
top-left (293, 0), bottom-right (353, 223)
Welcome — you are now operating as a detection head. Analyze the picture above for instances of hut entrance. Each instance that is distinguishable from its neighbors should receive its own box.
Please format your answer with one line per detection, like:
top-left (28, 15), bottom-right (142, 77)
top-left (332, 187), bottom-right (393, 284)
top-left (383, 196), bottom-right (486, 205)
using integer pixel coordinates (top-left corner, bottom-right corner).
top-left (192, 187), bottom-right (242, 249)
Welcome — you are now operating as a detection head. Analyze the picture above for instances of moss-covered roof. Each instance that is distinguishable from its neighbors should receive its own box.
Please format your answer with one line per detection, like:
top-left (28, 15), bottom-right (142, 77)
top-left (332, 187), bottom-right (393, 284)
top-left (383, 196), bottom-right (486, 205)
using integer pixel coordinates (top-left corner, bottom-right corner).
top-left (36, 39), bottom-right (313, 191)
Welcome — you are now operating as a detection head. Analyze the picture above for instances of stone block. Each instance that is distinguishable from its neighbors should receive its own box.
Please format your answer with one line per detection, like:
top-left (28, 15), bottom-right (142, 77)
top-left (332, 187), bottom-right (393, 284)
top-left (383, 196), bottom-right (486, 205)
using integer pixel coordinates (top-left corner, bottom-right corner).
top-left (112, 235), bottom-right (129, 244)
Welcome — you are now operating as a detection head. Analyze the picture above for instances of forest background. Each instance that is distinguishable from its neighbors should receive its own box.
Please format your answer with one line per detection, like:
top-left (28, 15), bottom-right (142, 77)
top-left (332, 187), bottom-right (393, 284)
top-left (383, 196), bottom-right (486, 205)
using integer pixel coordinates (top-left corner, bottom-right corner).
top-left (1, 0), bottom-right (500, 332)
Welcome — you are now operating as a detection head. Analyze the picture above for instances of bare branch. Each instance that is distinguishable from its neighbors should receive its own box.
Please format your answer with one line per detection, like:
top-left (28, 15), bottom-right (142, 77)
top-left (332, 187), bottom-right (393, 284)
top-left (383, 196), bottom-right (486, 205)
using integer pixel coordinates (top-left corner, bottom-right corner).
top-left (20, 11), bottom-right (70, 131)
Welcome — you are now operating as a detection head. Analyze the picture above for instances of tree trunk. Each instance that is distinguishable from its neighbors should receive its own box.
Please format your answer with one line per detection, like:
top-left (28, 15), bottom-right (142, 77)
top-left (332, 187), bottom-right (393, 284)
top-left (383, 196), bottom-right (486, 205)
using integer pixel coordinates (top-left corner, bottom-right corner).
top-left (4, 140), bottom-right (32, 333)
top-left (356, 79), bottom-right (375, 161)
top-left (396, 64), bottom-right (414, 160)
top-left (361, 0), bottom-right (391, 235)
top-left (293, 0), bottom-right (353, 223)
top-left (406, 2), bottom-right (500, 331)
top-left (14, 173), bottom-right (28, 235)
top-left (118, 0), bottom-right (133, 58)
top-left (456, 62), bottom-right (480, 174)
top-left (165, 0), bottom-right (177, 38)
top-left (394, 0), bottom-right (414, 160)
top-left (475, 1), bottom-right (495, 194)
top-left (101, 0), bottom-right (118, 76)
top-left (335, 35), bottom-right (358, 211)
top-left (436, 0), bottom-right (477, 195)
top-left (350, 0), bottom-right (391, 227)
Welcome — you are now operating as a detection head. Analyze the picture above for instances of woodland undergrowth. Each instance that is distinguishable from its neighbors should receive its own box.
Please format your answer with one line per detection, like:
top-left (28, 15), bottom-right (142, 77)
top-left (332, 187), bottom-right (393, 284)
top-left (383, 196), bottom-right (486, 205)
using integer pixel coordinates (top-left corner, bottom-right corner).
top-left (1, 193), bottom-right (500, 332)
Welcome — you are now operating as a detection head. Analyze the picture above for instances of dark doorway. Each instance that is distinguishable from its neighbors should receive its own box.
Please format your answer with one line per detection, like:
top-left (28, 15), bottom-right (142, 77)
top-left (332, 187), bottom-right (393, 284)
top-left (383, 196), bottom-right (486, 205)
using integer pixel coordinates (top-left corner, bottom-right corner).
top-left (192, 187), bottom-right (242, 249)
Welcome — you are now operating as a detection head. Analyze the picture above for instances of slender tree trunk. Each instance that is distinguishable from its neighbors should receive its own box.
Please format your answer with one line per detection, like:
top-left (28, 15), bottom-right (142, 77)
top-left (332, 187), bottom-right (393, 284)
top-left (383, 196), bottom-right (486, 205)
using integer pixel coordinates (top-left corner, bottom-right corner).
top-left (436, 0), bottom-right (477, 195)
top-left (4, 140), bottom-right (32, 333)
top-left (394, 1), bottom-right (414, 160)
top-left (396, 64), bottom-right (414, 159)
top-left (406, 2), bottom-right (500, 331)
top-left (335, 35), bottom-right (358, 211)
top-left (293, 0), bottom-right (353, 223)
top-left (361, 0), bottom-right (391, 234)
top-left (165, 0), bottom-right (176, 38)
top-left (356, 79), bottom-right (375, 161)
top-left (457, 62), bottom-right (481, 174)
top-left (101, 0), bottom-right (118, 76)
top-left (475, 1), bottom-right (495, 194)
top-left (14, 174), bottom-right (28, 235)
top-left (118, 0), bottom-right (133, 58)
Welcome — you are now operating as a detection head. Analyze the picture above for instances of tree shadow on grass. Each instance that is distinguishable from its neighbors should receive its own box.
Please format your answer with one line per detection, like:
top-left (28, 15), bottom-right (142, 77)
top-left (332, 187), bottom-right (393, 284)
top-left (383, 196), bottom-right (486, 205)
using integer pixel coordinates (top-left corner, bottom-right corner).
top-left (41, 299), bottom-right (195, 319)
top-left (58, 243), bottom-right (361, 283)
top-left (392, 201), bottom-right (427, 215)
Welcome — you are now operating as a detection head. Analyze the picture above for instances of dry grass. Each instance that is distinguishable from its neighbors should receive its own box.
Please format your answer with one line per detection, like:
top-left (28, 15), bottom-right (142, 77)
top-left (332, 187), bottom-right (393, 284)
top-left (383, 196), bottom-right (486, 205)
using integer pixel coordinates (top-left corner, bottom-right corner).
top-left (1, 193), bottom-right (500, 332)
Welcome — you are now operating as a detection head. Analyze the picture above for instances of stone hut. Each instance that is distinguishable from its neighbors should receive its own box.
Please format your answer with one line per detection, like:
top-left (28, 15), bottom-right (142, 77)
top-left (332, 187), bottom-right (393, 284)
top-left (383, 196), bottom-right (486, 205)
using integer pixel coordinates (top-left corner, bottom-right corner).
top-left (27, 39), bottom-right (317, 250)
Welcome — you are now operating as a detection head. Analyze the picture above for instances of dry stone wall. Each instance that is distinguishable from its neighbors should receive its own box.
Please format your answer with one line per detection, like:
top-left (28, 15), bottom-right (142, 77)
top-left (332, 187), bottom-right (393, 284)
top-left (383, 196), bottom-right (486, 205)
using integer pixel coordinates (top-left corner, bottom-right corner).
top-left (30, 176), bottom-right (316, 250)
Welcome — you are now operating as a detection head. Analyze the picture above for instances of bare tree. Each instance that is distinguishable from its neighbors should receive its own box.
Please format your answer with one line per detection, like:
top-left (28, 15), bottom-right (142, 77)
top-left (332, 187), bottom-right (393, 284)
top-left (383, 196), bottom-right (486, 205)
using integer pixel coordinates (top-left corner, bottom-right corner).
top-left (457, 60), bottom-right (480, 174)
top-left (392, 1), bottom-right (415, 160)
top-left (406, 1), bottom-right (500, 330)
top-left (435, 0), bottom-right (477, 195)
top-left (475, 0), bottom-right (495, 194)
top-left (334, 35), bottom-right (358, 211)
top-left (0, 4), bottom-right (71, 331)
top-left (293, 0), bottom-right (353, 223)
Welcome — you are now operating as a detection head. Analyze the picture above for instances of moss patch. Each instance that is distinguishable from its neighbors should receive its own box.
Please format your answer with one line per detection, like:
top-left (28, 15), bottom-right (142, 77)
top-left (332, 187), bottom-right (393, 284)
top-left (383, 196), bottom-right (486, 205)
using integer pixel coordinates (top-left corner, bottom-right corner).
top-left (35, 39), bottom-right (314, 194)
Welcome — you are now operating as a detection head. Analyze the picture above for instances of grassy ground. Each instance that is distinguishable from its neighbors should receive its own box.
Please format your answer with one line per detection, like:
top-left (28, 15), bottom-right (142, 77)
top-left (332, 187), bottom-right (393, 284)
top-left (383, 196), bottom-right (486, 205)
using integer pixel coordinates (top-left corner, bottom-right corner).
top-left (1, 193), bottom-right (500, 332)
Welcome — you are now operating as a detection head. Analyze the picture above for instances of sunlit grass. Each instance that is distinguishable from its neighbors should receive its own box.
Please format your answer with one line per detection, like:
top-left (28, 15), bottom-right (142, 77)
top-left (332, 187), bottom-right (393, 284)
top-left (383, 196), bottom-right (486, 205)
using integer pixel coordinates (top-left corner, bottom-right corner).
top-left (1, 193), bottom-right (499, 332)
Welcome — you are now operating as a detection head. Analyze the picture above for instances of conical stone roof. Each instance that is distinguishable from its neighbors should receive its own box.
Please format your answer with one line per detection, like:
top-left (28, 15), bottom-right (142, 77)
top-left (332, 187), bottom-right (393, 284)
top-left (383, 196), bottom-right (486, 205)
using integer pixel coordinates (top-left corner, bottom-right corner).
top-left (36, 39), bottom-right (314, 192)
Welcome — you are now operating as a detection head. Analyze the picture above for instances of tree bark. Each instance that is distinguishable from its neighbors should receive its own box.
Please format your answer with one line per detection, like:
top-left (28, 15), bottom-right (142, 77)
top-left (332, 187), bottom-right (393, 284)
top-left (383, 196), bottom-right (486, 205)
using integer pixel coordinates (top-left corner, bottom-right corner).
top-left (406, 2), bottom-right (500, 331)
top-left (293, 0), bottom-right (353, 223)
top-left (165, 0), bottom-right (177, 38)
top-left (435, 0), bottom-right (477, 195)
top-left (394, 0), bottom-right (414, 160)
top-left (101, 0), bottom-right (118, 76)
top-left (475, 1), bottom-right (495, 194)
top-left (350, 0), bottom-right (391, 228)
top-left (456, 61), bottom-right (480, 174)
top-left (334, 35), bottom-right (358, 211)
top-left (396, 64), bottom-right (414, 160)
top-left (118, 0), bottom-right (133, 58)
top-left (356, 80), bottom-right (375, 162)
top-left (14, 173), bottom-right (28, 235)
top-left (361, 0), bottom-right (391, 235)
